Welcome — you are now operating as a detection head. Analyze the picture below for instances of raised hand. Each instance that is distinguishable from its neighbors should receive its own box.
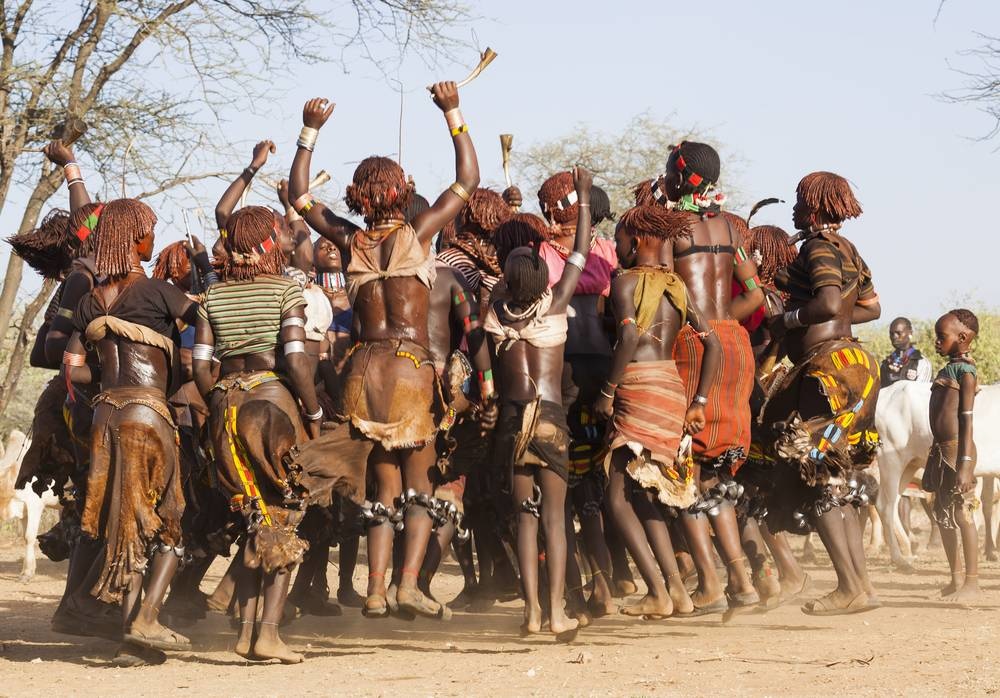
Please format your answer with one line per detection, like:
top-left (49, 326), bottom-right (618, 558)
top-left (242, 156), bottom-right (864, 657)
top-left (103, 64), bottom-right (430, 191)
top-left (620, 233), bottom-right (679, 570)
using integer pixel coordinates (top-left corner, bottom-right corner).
top-left (43, 140), bottom-right (75, 167)
top-left (277, 179), bottom-right (291, 208)
top-left (302, 98), bottom-right (335, 129)
top-left (430, 81), bottom-right (459, 112)
top-left (250, 140), bottom-right (276, 170)
top-left (572, 165), bottom-right (593, 198)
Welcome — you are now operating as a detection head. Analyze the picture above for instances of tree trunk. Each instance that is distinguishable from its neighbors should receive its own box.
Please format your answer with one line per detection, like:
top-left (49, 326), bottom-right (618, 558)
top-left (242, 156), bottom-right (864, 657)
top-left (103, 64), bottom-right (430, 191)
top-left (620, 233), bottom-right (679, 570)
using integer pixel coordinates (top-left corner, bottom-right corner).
top-left (0, 278), bottom-right (57, 419)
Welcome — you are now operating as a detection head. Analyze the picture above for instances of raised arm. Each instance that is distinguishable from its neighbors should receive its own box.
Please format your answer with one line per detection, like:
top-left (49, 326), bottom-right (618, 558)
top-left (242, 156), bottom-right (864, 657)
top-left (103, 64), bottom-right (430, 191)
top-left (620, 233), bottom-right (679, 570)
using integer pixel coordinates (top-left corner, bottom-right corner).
top-left (44, 272), bottom-right (92, 366)
top-left (280, 304), bottom-right (323, 439)
top-left (278, 179), bottom-right (314, 272)
top-left (730, 229), bottom-right (765, 322)
top-left (43, 141), bottom-right (91, 212)
top-left (215, 140), bottom-right (275, 230)
top-left (550, 166), bottom-right (593, 309)
top-left (593, 273), bottom-right (640, 421)
top-left (684, 296), bottom-right (722, 434)
top-left (411, 82), bottom-right (480, 245)
top-left (289, 98), bottom-right (358, 253)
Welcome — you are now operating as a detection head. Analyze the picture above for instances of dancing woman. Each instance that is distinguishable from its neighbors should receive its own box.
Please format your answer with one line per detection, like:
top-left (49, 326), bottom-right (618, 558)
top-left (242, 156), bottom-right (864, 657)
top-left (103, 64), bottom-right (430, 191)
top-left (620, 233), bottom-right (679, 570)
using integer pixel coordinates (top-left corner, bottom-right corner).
top-left (288, 82), bottom-right (479, 619)
top-left (763, 171), bottom-right (882, 616)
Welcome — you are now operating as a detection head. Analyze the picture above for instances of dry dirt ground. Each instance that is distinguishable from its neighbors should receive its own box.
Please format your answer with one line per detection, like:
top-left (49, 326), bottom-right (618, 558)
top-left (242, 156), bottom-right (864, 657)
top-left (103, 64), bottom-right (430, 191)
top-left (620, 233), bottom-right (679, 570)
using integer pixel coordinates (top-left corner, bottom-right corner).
top-left (0, 532), bottom-right (998, 697)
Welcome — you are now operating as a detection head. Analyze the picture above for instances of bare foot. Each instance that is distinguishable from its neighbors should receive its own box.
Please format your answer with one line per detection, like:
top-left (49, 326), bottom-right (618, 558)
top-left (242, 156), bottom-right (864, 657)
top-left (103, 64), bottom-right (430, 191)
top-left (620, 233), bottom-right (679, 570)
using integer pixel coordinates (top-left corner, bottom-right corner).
top-left (587, 595), bottom-right (618, 618)
top-left (691, 585), bottom-right (725, 609)
top-left (252, 634), bottom-right (303, 664)
top-left (667, 577), bottom-right (694, 615)
top-left (943, 581), bottom-right (981, 605)
top-left (549, 605), bottom-right (580, 640)
top-left (614, 579), bottom-right (638, 597)
top-left (521, 603), bottom-right (543, 635)
top-left (234, 622), bottom-right (254, 658)
top-left (754, 568), bottom-right (782, 604)
top-left (621, 593), bottom-right (672, 618)
top-left (940, 577), bottom-right (964, 597)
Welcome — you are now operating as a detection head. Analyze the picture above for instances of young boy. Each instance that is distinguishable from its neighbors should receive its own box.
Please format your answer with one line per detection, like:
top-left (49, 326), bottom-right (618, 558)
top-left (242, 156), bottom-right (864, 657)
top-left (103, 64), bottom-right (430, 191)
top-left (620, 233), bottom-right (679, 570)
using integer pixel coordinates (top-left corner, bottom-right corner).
top-left (924, 308), bottom-right (980, 602)
top-left (594, 204), bottom-right (722, 618)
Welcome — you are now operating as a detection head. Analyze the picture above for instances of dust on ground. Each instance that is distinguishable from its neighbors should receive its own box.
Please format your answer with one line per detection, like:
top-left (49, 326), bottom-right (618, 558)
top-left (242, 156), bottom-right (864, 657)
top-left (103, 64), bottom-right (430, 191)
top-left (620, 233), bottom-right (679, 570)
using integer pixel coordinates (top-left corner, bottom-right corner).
top-left (0, 535), bottom-right (998, 697)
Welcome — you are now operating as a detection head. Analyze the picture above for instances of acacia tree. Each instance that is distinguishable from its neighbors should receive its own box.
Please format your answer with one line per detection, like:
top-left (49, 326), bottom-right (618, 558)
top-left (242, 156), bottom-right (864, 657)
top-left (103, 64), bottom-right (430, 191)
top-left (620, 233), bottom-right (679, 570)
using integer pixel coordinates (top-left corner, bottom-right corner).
top-left (513, 112), bottom-right (737, 221)
top-left (0, 0), bottom-right (471, 421)
top-left (941, 33), bottom-right (1000, 141)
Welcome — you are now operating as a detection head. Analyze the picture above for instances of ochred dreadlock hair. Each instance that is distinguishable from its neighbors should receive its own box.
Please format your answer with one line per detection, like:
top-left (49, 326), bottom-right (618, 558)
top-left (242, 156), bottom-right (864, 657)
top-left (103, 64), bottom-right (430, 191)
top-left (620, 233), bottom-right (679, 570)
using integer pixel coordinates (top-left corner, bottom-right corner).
top-left (747, 224), bottom-right (796, 287)
top-left (723, 211), bottom-right (749, 238)
top-left (538, 171), bottom-right (578, 226)
top-left (633, 178), bottom-right (669, 207)
top-left (948, 308), bottom-right (980, 336)
top-left (459, 188), bottom-right (511, 239)
top-left (617, 205), bottom-right (692, 241)
top-left (6, 208), bottom-right (72, 279)
top-left (94, 198), bottom-right (156, 279)
top-left (493, 213), bottom-right (549, 265)
top-left (345, 156), bottom-right (412, 225)
top-left (67, 202), bottom-right (103, 259)
top-left (796, 172), bottom-right (863, 223)
top-left (152, 240), bottom-right (191, 284)
top-left (222, 206), bottom-right (284, 281)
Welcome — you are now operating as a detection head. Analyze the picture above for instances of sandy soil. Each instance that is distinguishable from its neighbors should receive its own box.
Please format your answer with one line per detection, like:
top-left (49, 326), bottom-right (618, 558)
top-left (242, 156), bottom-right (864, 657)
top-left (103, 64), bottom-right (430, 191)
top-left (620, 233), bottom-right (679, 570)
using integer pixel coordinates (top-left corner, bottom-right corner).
top-left (0, 533), bottom-right (998, 697)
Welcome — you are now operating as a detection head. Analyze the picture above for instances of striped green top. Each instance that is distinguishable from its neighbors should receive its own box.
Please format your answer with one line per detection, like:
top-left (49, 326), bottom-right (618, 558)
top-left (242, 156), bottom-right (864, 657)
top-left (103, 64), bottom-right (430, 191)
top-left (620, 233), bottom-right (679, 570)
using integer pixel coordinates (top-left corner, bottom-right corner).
top-left (198, 275), bottom-right (305, 358)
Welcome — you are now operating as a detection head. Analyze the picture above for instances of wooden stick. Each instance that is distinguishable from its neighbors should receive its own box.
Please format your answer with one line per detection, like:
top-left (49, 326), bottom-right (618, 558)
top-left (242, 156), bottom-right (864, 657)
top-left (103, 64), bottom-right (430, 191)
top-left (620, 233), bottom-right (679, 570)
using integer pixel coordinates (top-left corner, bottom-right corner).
top-left (427, 47), bottom-right (497, 91)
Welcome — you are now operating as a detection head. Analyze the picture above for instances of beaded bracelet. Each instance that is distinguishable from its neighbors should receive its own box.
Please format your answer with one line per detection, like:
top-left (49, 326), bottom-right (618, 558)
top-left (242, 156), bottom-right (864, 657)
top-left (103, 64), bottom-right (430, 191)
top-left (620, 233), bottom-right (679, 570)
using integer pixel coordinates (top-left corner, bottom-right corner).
top-left (292, 192), bottom-right (316, 214)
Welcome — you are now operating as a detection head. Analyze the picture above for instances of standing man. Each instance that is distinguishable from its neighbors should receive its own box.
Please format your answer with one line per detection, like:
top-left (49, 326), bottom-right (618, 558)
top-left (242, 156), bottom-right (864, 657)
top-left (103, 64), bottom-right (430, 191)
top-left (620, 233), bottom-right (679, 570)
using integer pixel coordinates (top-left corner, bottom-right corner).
top-left (880, 317), bottom-right (932, 387)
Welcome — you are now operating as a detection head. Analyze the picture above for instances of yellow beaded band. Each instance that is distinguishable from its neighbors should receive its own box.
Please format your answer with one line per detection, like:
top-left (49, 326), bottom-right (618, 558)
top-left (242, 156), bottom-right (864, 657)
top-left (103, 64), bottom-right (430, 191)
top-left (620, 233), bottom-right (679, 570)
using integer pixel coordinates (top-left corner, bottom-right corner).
top-left (293, 192), bottom-right (316, 214)
top-left (450, 124), bottom-right (469, 137)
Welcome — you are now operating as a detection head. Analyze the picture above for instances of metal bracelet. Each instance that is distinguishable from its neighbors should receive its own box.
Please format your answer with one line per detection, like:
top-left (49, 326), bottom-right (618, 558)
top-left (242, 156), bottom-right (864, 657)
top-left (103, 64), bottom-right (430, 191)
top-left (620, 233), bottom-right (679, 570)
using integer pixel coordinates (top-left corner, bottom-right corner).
top-left (566, 251), bottom-right (587, 271)
top-left (303, 407), bottom-right (323, 422)
top-left (284, 340), bottom-right (306, 355)
top-left (281, 316), bottom-right (305, 328)
top-left (783, 308), bottom-right (804, 329)
top-left (692, 394), bottom-right (708, 406)
top-left (191, 343), bottom-right (214, 361)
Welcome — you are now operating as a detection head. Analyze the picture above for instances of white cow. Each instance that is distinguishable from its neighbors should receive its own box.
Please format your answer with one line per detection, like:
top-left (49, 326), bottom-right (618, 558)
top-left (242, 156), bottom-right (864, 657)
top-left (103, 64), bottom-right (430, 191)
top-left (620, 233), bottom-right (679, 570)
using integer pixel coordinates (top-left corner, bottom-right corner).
top-left (874, 380), bottom-right (1000, 568)
top-left (0, 430), bottom-right (60, 581)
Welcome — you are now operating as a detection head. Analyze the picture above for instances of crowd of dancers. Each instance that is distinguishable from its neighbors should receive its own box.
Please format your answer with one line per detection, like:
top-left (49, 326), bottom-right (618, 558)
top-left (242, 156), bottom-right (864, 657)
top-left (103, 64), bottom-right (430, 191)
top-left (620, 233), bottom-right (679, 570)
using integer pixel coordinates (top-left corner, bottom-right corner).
top-left (7, 81), bottom-right (981, 666)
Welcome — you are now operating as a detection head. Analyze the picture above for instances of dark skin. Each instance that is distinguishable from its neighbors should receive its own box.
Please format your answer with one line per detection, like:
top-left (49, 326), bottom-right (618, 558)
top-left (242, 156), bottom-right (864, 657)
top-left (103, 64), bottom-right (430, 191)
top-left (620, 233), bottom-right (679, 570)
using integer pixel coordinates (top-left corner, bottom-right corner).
top-left (64, 227), bottom-right (199, 656)
top-left (289, 83), bottom-right (479, 618)
top-left (769, 193), bottom-right (882, 613)
top-left (494, 166), bottom-right (591, 638)
top-left (277, 179), bottom-right (314, 272)
top-left (661, 154), bottom-right (761, 603)
top-left (594, 225), bottom-right (720, 617)
top-left (43, 140), bottom-right (96, 367)
top-left (418, 265), bottom-right (496, 596)
top-left (930, 313), bottom-right (979, 602)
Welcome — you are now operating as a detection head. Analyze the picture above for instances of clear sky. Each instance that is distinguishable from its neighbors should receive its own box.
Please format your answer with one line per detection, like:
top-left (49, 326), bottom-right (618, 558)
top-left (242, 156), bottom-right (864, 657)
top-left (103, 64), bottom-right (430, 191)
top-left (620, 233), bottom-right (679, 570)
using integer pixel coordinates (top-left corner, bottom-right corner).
top-left (3, 0), bottom-right (998, 324)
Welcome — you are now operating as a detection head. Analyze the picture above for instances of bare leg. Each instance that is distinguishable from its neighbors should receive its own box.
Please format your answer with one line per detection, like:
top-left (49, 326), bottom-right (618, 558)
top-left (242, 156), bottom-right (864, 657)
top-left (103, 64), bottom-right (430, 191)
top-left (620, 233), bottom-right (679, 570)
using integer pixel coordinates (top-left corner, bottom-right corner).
top-left (700, 474), bottom-right (757, 600)
top-left (234, 559), bottom-right (261, 657)
top-left (126, 550), bottom-right (189, 648)
top-left (337, 531), bottom-right (363, 606)
top-left (951, 502), bottom-right (981, 602)
top-left (252, 567), bottom-right (302, 664)
top-left (678, 511), bottom-right (725, 607)
top-left (396, 443), bottom-right (444, 617)
top-left (740, 516), bottom-right (780, 603)
top-left (512, 468), bottom-right (542, 633)
top-left (418, 522), bottom-right (453, 596)
top-left (603, 452), bottom-right (671, 617)
top-left (633, 491), bottom-right (693, 614)
top-left (806, 507), bottom-right (866, 611)
top-left (841, 505), bottom-right (876, 600)
top-left (538, 467), bottom-right (579, 637)
top-left (575, 497), bottom-right (616, 616)
top-left (760, 523), bottom-right (807, 596)
top-left (562, 496), bottom-right (589, 623)
top-left (208, 553), bottom-right (240, 614)
top-left (365, 448), bottom-right (401, 616)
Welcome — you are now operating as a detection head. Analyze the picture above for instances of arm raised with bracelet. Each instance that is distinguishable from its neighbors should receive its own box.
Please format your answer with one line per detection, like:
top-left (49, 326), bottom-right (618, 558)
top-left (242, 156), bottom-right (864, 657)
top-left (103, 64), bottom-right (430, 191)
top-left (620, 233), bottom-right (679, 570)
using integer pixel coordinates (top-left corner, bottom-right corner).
top-left (43, 140), bottom-right (92, 212)
top-left (410, 81), bottom-right (480, 246)
top-left (215, 140), bottom-right (275, 230)
top-left (550, 166), bottom-right (593, 311)
top-left (288, 98), bottom-right (359, 254)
